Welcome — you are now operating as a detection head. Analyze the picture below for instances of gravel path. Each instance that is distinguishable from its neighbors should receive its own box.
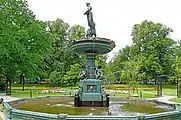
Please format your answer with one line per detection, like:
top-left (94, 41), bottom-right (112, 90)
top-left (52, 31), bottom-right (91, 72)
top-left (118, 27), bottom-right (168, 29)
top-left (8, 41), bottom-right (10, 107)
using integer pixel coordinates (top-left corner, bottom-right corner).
top-left (0, 93), bottom-right (19, 102)
top-left (149, 95), bottom-right (180, 105)
top-left (0, 93), bottom-right (19, 120)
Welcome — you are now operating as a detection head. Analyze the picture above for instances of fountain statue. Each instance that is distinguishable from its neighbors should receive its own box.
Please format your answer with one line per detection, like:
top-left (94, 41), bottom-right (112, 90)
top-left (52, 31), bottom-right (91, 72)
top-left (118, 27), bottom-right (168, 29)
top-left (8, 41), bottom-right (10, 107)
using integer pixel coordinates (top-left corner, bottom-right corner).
top-left (71, 3), bottom-right (115, 107)
top-left (84, 3), bottom-right (96, 38)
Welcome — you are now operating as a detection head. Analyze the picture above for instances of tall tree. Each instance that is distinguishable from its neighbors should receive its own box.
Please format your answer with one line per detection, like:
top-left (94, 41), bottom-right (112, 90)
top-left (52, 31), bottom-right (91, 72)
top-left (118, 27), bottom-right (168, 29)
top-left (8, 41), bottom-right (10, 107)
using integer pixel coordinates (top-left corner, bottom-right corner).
top-left (105, 46), bottom-right (132, 83)
top-left (64, 63), bottom-right (81, 86)
top-left (0, 0), bottom-right (51, 79)
top-left (45, 19), bottom-right (85, 85)
top-left (107, 20), bottom-right (175, 84)
top-left (173, 40), bottom-right (181, 97)
top-left (68, 25), bottom-right (85, 41)
top-left (112, 46), bottom-right (131, 72)
top-left (174, 56), bottom-right (181, 97)
top-left (131, 20), bottom-right (174, 78)
top-left (121, 60), bottom-right (141, 84)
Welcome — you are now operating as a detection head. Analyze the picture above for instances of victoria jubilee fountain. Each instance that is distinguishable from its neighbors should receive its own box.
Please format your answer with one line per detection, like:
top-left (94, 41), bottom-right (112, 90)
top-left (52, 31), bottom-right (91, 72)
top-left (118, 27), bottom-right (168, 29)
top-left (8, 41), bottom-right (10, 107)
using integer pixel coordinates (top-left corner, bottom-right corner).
top-left (72, 2), bottom-right (115, 107)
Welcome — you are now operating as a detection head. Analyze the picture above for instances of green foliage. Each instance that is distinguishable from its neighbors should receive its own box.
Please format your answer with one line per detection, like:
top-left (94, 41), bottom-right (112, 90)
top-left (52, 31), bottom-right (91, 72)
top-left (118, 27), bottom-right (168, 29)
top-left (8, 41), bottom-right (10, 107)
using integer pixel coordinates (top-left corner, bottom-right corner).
top-left (131, 20), bottom-right (175, 76)
top-left (173, 41), bottom-right (181, 80)
top-left (107, 20), bottom-right (175, 84)
top-left (173, 56), bottom-right (181, 80)
top-left (169, 97), bottom-right (181, 103)
top-left (174, 56), bottom-right (181, 97)
top-left (0, 0), bottom-right (51, 79)
top-left (45, 19), bottom-right (85, 85)
top-left (64, 63), bottom-right (81, 86)
top-left (96, 55), bottom-right (107, 77)
top-left (0, 0), bottom-right (86, 85)
top-left (48, 71), bottom-right (62, 85)
top-left (68, 25), bottom-right (85, 40)
top-left (105, 46), bottom-right (132, 83)
top-left (121, 60), bottom-right (142, 84)
top-left (1, 0), bottom-right (178, 88)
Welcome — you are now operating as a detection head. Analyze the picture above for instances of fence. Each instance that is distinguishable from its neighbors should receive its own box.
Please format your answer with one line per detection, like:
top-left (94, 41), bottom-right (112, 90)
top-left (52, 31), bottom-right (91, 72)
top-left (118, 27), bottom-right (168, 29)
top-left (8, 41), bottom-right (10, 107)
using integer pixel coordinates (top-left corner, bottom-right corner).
top-left (3, 100), bottom-right (181, 120)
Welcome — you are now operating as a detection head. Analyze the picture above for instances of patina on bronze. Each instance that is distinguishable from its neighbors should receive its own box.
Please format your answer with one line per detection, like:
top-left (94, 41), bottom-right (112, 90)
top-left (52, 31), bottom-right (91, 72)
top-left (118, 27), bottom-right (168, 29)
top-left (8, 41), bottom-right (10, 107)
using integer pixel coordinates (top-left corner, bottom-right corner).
top-left (84, 3), bottom-right (96, 38)
top-left (71, 3), bottom-right (115, 107)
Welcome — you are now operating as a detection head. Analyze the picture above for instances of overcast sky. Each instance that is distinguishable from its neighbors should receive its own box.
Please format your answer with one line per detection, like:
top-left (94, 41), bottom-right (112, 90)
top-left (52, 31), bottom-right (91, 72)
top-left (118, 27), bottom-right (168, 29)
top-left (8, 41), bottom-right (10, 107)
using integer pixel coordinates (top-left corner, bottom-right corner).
top-left (27, 0), bottom-right (181, 59)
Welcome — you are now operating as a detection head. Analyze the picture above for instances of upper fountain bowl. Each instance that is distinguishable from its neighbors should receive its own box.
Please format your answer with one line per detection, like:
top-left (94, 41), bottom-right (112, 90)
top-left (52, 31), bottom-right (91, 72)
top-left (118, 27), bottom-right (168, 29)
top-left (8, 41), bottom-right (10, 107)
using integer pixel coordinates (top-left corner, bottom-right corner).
top-left (70, 38), bottom-right (115, 54)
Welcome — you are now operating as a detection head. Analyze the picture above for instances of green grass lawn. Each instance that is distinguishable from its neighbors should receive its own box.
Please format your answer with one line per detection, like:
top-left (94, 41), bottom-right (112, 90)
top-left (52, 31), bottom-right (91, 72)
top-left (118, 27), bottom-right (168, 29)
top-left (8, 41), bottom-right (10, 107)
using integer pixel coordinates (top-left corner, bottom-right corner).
top-left (169, 97), bottom-right (181, 103)
top-left (12, 84), bottom-right (78, 90)
top-left (10, 89), bottom-right (76, 98)
top-left (7, 83), bottom-right (78, 98)
top-left (7, 83), bottom-right (178, 99)
top-left (104, 84), bottom-right (177, 96)
top-left (108, 90), bottom-right (157, 98)
top-left (140, 91), bottom-right (157, 98)
top-left (163, 88), bottom-right (176, 96)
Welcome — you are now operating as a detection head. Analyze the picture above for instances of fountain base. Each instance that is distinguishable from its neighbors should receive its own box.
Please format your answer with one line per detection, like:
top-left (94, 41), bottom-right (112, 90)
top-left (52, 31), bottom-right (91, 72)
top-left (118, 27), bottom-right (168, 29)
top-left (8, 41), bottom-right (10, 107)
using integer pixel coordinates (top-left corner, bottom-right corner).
top-left (74, 97), bottom-right (109, 107)
top-left (74, 79), bottom-right (109, 107)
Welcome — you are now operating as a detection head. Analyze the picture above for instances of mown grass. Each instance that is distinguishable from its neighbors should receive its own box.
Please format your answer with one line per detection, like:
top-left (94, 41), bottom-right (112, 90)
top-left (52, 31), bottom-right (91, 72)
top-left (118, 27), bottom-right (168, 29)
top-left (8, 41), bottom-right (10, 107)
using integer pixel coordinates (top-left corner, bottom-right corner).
top-left (9, 83), bottom-right (77, 98)
top-left (3, 83), bottom-right (177, 99)
top-left (12, 84), bottom-right (78, 90)
top-left (169, 97), bottom-right (181, 103)
top-left (10, 89), bottom-right (75, 98)
top-left (104, 84), bottom-right (177, 97)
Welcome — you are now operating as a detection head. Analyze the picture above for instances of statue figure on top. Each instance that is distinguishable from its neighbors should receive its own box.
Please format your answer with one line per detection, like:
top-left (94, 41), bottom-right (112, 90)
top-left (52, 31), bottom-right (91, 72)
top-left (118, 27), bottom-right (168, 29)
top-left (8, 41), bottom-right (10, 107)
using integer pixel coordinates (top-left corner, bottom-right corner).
top-left (84, 3), bottom-right (96, 38)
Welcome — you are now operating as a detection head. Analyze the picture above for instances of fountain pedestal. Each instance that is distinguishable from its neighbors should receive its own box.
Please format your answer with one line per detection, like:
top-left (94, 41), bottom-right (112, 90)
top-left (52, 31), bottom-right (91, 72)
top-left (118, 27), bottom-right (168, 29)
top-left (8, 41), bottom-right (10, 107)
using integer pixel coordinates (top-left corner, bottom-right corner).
top-left (71, 38), bottom-right (115, 107)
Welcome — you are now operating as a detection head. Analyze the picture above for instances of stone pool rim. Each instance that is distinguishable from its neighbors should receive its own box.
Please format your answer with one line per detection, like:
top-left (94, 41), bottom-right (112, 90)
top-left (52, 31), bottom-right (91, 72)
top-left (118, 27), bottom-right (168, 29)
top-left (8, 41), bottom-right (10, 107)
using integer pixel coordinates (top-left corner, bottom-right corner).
top-left (3, 96), bottom-right (181, 120)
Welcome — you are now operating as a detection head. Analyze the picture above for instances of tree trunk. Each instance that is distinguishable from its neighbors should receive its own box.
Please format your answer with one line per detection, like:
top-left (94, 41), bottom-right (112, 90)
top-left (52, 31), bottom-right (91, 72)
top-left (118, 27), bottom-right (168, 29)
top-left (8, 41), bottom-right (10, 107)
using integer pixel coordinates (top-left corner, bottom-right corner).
top-left (177, 80), bottom-right (181, 98)
top-left (9, 79), bottom-right (12, 95)
top-left (133, 86), bottom-right (135, 94)
top-left (179, 83), bottom-right (181, 97)
top-left (5, 79), bottom-right (8, 95)
top-left (5, 74), bottom-right (12, 95)
top-left (22, 75), bottom-right (25, 91)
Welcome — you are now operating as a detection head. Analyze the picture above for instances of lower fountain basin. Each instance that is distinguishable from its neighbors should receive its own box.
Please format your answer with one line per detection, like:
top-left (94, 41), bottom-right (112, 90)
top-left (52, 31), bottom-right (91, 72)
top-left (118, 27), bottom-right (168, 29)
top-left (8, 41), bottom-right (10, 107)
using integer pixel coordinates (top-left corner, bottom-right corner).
top-left (11, 96), bottom-right (171, 116)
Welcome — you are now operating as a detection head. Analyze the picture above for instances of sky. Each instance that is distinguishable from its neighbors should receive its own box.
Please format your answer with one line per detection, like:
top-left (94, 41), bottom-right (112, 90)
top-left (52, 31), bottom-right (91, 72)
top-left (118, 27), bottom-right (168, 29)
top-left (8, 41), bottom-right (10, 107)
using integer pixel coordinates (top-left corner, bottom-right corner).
top-left (27, 0), bottom-right (181, 59)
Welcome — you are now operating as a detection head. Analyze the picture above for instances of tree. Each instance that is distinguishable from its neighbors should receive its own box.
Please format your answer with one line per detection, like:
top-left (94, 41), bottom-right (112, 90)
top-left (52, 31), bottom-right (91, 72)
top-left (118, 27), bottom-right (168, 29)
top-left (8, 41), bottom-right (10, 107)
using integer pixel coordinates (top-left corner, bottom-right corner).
top-left (64, 63), bottom-right (81, 86)
top-left (131, 20), bottom-right (175, 78)
top-left (45, 19), bottom-right (85, 85)
top-left (121, 60), bottom-right (141, 83)
top-left (134, 53), bottom-right (162, 81)
top-left (174, 56), bottom-right (181, 97)
top-left (96, 55), bottom-right (107, 75)
top-left (0, 0), bottom-right (51, 80)
top-left (0, 0), bottom-right (52, 94)
top-left (121, 60), bottom-right (142, 93)
top-left (48, 71), bottom-right (62, 85)
top-left (107, 20), bottom-right (175, 86)
top-left (45, 18), bottom-right (70, 82)
top-left (173, 40), bottom-right (181, 97)
top-left (105, 46), bottom-right (132, 83)
top-left (68, 25), bottom-right (85, 41)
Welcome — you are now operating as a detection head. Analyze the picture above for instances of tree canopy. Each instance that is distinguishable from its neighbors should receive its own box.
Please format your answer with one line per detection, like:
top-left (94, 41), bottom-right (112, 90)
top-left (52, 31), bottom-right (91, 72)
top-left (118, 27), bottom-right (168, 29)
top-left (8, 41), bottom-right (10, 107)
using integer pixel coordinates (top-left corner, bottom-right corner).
top-left (0, 0), bottom-right (52, 79)
top-left (108, 20), bottom-right (176, 84)
top-left (45, 19), bottom-right (86, 85)
top-left (1, 0), bottom-right (181, 88)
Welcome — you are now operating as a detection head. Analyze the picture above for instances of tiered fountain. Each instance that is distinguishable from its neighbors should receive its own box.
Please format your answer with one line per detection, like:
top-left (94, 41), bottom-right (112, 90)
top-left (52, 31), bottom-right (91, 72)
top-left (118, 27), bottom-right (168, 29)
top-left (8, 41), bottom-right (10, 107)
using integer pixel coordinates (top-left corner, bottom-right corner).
top-left (71, 2), bottom-right (115, 107)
